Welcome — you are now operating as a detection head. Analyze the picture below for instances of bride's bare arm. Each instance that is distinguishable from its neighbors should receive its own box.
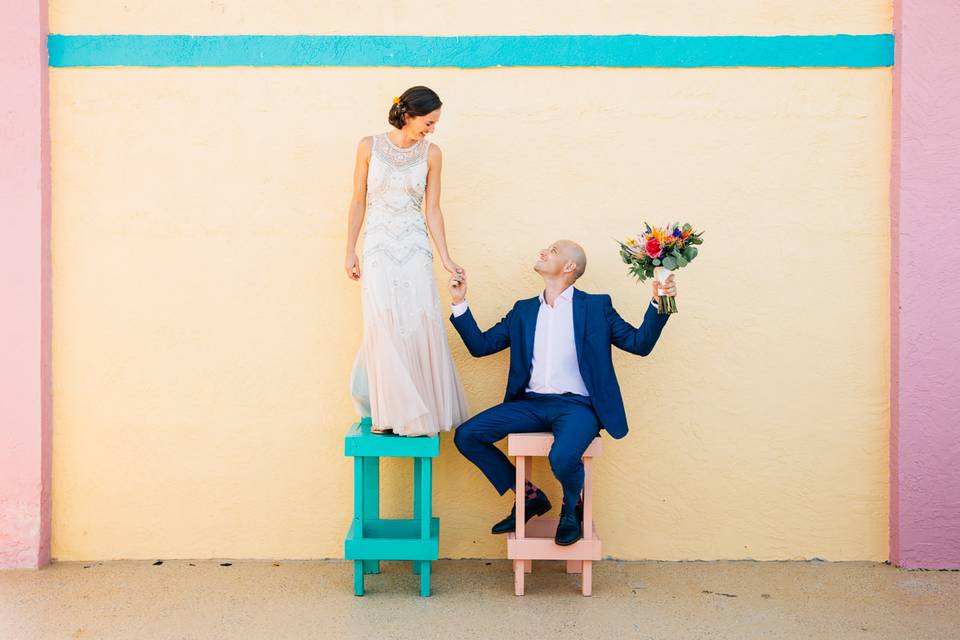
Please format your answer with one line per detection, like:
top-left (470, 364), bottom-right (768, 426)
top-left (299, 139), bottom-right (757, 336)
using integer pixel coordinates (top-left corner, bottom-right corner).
top-left (424, 144), bottom-right (464, 276)
top-left (344, 137), bottom-right (372, 280)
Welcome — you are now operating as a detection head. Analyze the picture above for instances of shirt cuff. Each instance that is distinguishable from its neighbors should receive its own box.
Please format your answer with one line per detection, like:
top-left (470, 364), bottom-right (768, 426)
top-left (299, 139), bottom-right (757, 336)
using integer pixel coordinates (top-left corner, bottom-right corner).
top-left (451, 300), bottom-right (469, 318)
top-left (650, 299), bottom-right (659, 309)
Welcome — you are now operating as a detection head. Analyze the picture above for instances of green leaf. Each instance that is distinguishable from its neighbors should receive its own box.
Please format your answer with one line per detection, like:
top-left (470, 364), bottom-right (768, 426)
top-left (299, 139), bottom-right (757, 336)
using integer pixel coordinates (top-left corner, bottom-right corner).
top-left (684, 246), bottom-right (698, 261)
top-left (677, 255), bottom-right (689, 268)
top-left (662, 256), bottom-right (678, 270)
top-left (652, 258), bottom-right (661, 266)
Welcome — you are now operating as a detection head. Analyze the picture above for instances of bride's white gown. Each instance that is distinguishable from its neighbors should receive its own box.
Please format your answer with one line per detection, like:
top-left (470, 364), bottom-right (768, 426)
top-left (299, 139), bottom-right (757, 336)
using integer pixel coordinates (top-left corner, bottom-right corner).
top-left (350, 133), bottom-right (469, 436)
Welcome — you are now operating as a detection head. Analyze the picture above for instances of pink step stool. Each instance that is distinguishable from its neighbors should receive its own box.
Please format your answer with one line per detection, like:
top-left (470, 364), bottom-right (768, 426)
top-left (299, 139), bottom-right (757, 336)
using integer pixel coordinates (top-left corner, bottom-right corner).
top-left (506, 432), bottom-right (602, 596)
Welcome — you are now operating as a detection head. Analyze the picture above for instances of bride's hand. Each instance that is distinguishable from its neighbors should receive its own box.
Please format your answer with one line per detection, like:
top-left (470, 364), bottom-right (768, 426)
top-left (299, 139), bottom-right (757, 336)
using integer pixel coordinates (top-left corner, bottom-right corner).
top-left (345, 252), bottom-right (361, 281)
top-left (442, 258), bottom-right (465, 278)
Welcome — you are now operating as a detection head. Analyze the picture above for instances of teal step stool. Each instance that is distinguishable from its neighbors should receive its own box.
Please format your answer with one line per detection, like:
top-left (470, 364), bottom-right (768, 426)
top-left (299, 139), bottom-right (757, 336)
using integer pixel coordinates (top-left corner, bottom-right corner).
top-left (343, 418), bottom-right (439, 597)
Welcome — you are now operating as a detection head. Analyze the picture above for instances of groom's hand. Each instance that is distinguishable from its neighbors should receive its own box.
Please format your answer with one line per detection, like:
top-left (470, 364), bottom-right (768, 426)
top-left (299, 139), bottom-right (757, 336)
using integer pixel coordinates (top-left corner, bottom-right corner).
top-left (449, 270), bottom-right (467, 305)
top-left (651, 274), bottom-right (677, 304)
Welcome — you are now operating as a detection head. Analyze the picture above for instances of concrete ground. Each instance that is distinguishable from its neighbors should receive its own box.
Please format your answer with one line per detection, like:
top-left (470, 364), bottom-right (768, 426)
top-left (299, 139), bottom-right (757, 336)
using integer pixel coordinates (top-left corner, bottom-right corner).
top-left (1, 559), bottom-right (958, 640)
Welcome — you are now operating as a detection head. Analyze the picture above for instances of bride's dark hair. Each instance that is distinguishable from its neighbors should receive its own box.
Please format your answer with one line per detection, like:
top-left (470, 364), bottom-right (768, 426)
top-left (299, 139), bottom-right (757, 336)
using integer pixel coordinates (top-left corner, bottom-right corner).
top-left (388, 86), bottom-right (442, 129)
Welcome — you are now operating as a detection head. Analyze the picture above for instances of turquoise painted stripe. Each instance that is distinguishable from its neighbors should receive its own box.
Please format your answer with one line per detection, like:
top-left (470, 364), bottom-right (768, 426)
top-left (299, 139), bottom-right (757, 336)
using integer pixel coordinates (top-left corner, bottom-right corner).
top-left (47, 34), bottom-right (894, 68)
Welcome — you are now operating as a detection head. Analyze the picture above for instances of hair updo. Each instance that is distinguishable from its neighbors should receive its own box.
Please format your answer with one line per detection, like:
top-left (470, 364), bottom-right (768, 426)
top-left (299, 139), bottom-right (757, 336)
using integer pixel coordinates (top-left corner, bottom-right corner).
top-left (388, 86), bottom-right (442, 129)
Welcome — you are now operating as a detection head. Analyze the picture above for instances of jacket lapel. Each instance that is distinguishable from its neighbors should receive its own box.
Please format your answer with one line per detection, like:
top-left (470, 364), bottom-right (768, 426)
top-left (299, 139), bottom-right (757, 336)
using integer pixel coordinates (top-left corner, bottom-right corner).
top-left (573, 288), bottom-right (587, 367)
top-left (522, 298), bottom-right (538, 372)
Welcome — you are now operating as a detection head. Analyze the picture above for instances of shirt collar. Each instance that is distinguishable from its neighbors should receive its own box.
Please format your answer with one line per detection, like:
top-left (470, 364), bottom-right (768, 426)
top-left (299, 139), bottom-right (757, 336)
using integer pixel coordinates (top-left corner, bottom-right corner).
top-left (538, 285), bottom-right (575, 306)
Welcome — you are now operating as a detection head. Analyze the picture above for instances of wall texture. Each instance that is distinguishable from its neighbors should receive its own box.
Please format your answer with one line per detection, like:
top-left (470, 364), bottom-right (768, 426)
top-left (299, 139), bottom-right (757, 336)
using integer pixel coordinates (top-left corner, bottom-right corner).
top-left (890, 0), bottom-right (960, 569)
top-left (49, 2), bottom-right (891, 36)
top-left (47, 2), bottom-right (893, 561)
top-left (0, 0), bottom-right (52, 569)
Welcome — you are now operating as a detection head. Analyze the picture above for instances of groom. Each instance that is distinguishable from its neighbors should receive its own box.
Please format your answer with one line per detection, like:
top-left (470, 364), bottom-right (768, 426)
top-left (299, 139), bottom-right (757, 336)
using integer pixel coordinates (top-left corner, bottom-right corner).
top-left (448, 240), bottom-right (676, 545)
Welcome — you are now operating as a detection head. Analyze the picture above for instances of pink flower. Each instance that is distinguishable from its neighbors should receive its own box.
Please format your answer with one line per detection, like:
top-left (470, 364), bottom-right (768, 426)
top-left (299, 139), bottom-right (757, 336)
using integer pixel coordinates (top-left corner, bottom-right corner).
top-left (645, 238), bottom-right (663, 259)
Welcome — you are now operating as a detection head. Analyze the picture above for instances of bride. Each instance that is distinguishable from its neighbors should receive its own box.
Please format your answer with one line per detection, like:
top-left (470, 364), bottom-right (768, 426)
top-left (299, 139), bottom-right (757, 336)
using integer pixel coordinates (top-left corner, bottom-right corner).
top-left (345, 86), bottom-right (469, 436)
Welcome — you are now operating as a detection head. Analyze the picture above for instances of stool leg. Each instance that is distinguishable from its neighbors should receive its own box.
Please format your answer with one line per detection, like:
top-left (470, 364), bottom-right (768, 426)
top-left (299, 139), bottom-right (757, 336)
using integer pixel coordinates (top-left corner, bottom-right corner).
top-left (419, 561), bottom-right (431, 597)
top-left (413, 457), bottom-right (422, 520)
top-left (566, 560), bottom-right (582, 574)
top-left (353, 456), bottom-right (363, 527)
top-left (583, 457), bottom-right (593, 539)
top-left (418, 457), bottom-right (433, 596)
top-left (419, 457), bottom-right (432, 540)
top-left (524, 560), bottom-right (532, 573)
top-left (362, 456), bottom-right (380, 575)
top-left (582, 560), bottom-right (593, 596)
top-left (514, 559), bottom-right (525, 596)
top-left (583, 456), bottom-right (595, 596)
top-left (354, 560), bottom-right (364, 596)
top-left (413, 457), bottom-right (422, 575)
top-left (515, 455), bottom-right (526, 539)
top-left (351, 457), bottom-right (370, 586)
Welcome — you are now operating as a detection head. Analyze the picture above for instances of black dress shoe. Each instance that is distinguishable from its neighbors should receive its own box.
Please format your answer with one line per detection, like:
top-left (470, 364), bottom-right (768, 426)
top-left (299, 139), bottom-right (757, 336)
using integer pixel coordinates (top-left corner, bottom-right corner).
top-left (555, 504), bottom-right (583, 546)
top-left (491, 491), bottom-right (552, 534)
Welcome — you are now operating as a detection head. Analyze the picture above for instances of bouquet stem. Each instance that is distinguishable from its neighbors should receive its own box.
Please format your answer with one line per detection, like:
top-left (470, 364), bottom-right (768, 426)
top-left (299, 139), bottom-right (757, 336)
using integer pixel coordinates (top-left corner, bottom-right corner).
top-left (658, 295), bottom-right (678, 315)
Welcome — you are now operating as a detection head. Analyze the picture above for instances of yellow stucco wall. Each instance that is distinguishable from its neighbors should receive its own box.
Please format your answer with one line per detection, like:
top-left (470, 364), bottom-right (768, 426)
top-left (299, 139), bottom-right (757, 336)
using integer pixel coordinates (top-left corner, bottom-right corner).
top-left (50, 3), bottom-right (892, 561)
top-left (50, 1), bottom-right (892, 35)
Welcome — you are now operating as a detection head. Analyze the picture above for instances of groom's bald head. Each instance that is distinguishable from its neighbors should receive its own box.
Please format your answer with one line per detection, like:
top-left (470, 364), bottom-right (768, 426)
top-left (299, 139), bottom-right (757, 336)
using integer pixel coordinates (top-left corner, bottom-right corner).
top-left (559, 240), bottom-right (587, 281)
top-left (535, 239), bottom-right (587, 284)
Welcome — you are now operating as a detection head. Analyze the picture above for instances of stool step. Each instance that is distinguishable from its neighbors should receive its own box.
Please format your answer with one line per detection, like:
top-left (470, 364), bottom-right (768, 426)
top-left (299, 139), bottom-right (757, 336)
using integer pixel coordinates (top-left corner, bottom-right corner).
top-left (344, 517), bottom-right (440, 561)
top-left (507, 519), bottom-right (602, 561)
top-left (344, 422), bottom-right (440, 458)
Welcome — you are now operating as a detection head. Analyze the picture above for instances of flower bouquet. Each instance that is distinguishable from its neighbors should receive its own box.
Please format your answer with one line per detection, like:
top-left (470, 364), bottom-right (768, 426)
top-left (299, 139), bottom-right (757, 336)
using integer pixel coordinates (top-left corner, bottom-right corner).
top-left (618, 222), bottom-right (704, 314)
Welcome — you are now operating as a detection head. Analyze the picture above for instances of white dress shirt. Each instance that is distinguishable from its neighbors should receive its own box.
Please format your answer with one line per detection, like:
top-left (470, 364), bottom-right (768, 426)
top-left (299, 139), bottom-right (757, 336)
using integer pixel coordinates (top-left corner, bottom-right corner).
top-left (524, 285), bottom-right (589, 395)
top-left (451, 289), bottom-right (659, 397)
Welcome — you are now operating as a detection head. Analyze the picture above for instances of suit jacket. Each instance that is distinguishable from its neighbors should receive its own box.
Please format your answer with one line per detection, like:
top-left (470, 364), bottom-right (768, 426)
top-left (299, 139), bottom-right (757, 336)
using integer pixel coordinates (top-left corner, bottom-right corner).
top-left (449, 288), bottom-right (669, 439)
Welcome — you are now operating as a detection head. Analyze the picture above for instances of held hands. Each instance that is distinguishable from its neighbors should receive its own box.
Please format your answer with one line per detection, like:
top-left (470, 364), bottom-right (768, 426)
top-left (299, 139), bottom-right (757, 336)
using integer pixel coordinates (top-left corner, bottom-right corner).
top-left (444, 258), bottom-right (467, 304)
top-left (448, 269), bottom-right (467, 305)
top-left (651, 274), bottom-right (677, 304)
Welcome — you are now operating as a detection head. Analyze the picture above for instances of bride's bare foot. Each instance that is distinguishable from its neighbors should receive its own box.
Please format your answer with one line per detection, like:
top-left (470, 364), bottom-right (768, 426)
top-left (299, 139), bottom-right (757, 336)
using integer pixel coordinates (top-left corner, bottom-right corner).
top-left (371, 425), bottom-right (393, 435)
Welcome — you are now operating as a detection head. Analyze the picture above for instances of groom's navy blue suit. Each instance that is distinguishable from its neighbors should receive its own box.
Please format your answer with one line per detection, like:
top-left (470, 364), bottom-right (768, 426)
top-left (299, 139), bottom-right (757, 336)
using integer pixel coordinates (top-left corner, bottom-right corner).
top-left (451, 288), bottom-right (669, 508)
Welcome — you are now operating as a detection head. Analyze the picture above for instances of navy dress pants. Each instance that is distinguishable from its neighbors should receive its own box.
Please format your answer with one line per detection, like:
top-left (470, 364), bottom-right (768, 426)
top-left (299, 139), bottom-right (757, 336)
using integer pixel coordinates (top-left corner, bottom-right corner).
top-left (453, 392), bottom-right (601, 509)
